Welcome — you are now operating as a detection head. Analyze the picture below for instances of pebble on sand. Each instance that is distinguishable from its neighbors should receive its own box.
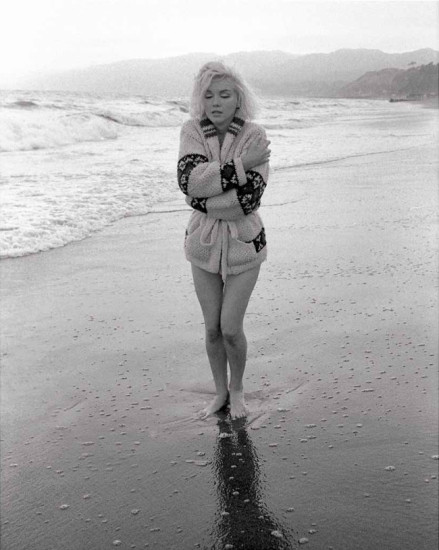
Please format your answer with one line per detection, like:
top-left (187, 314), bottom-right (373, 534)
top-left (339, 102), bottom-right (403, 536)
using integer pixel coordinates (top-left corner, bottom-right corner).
top-left (271, 530), bottom-right (283, 538)
top-left (299, 537), bottom-right (309, 544)
top-left (385, 466), bottom-right (396, 471)
top-left (59, 504), bottom-right (70, 510)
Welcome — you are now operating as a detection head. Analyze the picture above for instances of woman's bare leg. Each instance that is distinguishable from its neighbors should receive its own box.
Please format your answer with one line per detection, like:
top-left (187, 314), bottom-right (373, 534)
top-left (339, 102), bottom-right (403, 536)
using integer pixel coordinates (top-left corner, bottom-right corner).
top-left (221, 266), bottom-right (260, 418)
top-left (191, 264), bottom-right (228, 418)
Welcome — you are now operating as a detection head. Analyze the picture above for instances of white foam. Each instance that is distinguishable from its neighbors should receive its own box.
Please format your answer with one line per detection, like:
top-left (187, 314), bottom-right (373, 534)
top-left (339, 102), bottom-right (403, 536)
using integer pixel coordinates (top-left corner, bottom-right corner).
top-left (96, 108), bottom-right (186, 128)
top-left (0, 91), bottom-right (188, 152)
top-left (0, 110), bottom-right (119, 152)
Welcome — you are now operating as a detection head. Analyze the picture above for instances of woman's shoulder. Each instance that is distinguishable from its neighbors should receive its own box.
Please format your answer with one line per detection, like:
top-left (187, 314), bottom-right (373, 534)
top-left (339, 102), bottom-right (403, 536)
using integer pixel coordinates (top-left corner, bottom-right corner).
top-left (243, 120), bottom-right (267, 138)
top-left (181, 118), bottom-right (203, 134)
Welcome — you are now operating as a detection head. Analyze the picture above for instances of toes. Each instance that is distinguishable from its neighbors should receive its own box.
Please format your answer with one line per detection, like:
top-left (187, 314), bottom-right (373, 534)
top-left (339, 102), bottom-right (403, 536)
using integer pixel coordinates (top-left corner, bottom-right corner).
top-left (230, 407), bottom-right (248, 419)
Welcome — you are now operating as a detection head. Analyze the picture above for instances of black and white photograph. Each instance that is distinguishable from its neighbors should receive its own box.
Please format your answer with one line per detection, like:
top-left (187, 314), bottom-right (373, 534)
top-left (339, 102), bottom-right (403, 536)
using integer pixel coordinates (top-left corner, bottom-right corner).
top-left (1, 1), bottom-right (438, 549)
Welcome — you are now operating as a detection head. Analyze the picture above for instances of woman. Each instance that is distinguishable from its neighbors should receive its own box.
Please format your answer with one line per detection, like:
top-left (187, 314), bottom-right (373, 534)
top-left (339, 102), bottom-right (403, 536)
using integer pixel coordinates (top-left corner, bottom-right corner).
top-left (177, 61), bottom-right (270, 419)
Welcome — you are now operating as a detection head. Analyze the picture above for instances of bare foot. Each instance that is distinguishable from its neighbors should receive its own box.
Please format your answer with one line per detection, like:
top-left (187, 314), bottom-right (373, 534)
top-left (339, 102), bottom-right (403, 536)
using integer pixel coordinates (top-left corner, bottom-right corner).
top-left (198, 393), bottom-right (229, 419)
top-left (229, 389), bottom-right (248, 419)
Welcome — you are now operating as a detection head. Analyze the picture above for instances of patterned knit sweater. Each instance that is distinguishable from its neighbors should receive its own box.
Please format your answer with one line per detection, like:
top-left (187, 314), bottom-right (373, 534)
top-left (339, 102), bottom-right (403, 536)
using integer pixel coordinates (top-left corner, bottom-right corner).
top-left (177, 116), bottom-right (269, 279)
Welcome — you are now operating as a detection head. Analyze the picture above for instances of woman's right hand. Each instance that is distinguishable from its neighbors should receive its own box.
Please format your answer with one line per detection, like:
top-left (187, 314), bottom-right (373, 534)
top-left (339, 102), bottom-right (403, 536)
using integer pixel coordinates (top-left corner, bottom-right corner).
top-left (241, 137), bottom-right (271, 171)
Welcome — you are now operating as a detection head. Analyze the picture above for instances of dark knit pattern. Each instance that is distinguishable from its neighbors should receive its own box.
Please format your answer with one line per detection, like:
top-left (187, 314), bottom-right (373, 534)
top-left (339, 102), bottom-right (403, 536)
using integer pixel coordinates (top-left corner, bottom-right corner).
top-left (200, 118), bottom-right (217, 139)
top-left (177, 153), bottom-right (209, 195)
top-left (250, 227), bottom-right (266, 252)
top-left (190, 197), bottom-right (208, 213)
top-left (200, 116), bottom-right (245, 141)
top-left (227, 117), bottom-right (245, 136)
top-left (178, 154), bottom-right (240, 195)
top-left (220, 161), bottom-right (240, 191)
top-left (236, 170), bottom-right (267, 215)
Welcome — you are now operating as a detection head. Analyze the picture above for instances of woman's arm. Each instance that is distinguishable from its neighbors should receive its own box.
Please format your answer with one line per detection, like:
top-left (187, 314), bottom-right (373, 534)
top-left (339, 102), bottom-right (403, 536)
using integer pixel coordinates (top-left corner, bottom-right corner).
top-left (185, 126), bottom-right (270, 220)
top-left (177, 122), bottom-right (248, 198)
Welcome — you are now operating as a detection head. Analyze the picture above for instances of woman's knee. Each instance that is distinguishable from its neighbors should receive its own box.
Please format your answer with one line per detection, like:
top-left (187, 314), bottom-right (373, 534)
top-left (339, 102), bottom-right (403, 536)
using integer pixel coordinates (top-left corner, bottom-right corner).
top-left (220, 320), bottom-right (243, 346)
top-left (205, 326), bottom-right (222, 344)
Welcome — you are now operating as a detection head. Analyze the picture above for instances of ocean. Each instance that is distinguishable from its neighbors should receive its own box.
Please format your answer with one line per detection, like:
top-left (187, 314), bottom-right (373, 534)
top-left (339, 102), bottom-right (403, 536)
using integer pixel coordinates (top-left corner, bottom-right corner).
top-left (0, 90), bottom-right (436, 258)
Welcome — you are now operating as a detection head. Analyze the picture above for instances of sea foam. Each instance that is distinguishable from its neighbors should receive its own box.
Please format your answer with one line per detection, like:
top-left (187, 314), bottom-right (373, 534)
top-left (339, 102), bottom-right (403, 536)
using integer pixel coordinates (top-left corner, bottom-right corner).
top-left (0, 99), bottom-right (187, 152)
top-left (0, 110), bottom-right (119, 152)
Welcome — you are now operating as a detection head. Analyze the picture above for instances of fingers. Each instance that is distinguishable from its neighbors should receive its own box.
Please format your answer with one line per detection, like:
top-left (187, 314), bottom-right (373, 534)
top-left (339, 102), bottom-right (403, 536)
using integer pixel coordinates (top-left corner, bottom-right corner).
top-left (257, 138), bottom-right (270, 147)
top-left (251, 137), bottom-right (270, 147)
top-left (245, 137), bottom-right (272, 166)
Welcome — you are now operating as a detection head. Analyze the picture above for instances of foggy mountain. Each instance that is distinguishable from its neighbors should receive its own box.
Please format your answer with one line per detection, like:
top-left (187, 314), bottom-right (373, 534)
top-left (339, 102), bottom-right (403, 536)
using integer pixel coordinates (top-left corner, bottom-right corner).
top-left (338, 62), bottom-right (439, 99)
top-left (10, 48), bottom-right (439, 98)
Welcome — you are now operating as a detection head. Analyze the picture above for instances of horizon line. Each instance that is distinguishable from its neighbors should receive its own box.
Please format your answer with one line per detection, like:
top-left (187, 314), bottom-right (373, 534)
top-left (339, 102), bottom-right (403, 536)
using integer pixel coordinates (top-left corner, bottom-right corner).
top-left (1, 46), bottom-right (438, 82)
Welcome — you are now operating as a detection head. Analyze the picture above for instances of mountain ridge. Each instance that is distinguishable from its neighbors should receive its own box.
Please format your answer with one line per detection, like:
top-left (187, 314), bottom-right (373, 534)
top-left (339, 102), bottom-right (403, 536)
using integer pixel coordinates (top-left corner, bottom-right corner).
top-left (338, 62), bottom-right (439, 99)
top-left (7, 48), bottom-right (439, 98)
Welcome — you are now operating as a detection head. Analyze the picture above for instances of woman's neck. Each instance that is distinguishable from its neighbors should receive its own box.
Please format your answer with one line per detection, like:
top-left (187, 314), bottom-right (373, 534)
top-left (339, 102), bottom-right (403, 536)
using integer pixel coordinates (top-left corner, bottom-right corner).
top-left (215, 124), bottom-right (228, 136)
top-left (212, 113), bottom-right (236, 136)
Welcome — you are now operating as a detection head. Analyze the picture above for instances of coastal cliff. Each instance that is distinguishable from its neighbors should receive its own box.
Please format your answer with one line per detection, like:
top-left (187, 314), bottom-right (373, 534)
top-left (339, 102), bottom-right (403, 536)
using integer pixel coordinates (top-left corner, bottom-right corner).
top-left (338, 62), bottom-right (439, 99)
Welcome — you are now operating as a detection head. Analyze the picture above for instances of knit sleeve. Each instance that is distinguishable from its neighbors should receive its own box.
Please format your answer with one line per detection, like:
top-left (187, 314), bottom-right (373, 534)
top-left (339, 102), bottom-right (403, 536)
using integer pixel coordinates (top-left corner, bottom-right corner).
top-left (185, 126), bottom-right (269, 220)
top-left (186, 162), bottom-right (268, 220)
top-left (177, 123), bottom-right (247, 198)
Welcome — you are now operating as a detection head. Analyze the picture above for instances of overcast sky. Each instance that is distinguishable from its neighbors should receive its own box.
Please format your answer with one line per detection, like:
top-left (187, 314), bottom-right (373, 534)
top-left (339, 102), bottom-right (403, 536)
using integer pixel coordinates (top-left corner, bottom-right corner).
top-left (1, 0), bottom-right (438, 81)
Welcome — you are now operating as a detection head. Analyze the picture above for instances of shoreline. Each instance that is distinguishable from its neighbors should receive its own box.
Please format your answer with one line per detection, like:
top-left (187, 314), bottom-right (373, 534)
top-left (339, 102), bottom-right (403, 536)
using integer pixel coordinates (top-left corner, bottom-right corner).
top-left (1, 144), bottom-right (438, 549)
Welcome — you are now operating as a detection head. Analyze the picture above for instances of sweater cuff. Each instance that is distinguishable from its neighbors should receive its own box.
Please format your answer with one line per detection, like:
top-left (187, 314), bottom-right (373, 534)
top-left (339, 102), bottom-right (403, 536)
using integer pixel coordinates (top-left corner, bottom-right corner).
top-left (234, 157), bottom-right (247, 186)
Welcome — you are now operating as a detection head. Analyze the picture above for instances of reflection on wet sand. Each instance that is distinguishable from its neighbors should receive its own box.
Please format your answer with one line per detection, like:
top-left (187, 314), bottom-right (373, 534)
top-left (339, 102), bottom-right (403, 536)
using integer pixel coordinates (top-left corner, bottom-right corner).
top-left (210, 416), bottom-right (297, 550)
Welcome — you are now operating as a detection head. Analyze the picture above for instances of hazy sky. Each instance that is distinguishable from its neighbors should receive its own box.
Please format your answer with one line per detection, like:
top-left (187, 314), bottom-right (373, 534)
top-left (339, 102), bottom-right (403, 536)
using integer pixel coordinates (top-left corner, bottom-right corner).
top-left (1, 0), bottom-right (438, 81)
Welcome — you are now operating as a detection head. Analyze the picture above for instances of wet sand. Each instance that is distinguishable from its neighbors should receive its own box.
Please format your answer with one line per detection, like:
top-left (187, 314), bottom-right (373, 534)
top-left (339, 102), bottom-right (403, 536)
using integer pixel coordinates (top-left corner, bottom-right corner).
top-left (1, 141), bottom-right (438, 549)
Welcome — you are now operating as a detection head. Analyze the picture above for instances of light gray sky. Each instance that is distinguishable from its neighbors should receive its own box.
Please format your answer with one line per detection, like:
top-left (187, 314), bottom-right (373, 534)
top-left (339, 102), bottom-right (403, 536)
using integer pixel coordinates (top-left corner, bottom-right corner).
top-left (1, 0), bottom-right (438, 81)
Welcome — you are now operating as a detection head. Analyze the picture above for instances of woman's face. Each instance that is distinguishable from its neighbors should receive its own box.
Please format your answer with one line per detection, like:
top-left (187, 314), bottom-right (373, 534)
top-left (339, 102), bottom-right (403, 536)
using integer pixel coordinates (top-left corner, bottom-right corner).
top-left (203, 77), bottom-right (239, 130)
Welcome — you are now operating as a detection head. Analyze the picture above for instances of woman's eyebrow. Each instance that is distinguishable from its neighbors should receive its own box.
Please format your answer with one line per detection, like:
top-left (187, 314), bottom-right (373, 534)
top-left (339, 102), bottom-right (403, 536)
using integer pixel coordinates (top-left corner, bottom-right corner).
top-left (206, 88), bottom-right (232, 93)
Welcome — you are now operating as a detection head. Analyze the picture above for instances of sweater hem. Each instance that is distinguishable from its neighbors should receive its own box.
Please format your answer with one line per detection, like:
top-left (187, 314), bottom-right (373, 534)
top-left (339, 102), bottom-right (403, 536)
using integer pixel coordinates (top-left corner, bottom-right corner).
top-left (186, 251), bottom-right (267, 277)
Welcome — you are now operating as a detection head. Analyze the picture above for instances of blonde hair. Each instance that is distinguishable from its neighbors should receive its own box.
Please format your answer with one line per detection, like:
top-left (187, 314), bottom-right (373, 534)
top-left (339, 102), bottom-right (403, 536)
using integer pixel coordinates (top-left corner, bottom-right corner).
top-left (189, 61), bottom-right (258, 121)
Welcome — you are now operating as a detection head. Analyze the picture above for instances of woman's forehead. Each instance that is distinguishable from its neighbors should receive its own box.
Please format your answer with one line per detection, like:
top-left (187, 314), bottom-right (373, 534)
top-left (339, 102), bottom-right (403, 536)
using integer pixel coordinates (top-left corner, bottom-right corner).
top-left (207, 77), bottom-right (235, 92)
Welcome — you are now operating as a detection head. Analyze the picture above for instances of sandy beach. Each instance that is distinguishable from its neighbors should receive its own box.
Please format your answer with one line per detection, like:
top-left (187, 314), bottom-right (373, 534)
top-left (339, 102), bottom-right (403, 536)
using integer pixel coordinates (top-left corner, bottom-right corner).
top-left (1, 137), bottom-right (438, 549)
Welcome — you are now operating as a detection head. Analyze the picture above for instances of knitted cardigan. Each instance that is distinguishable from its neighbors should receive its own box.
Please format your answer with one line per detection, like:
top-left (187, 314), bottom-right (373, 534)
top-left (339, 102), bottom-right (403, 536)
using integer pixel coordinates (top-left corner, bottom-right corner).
top-left (177, 116), bottom-right (269, 279)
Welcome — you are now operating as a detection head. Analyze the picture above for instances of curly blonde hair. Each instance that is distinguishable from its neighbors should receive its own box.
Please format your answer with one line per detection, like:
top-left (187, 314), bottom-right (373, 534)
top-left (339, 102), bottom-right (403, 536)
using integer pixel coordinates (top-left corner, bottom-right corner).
top-left (189, 61), bottom-right (259, 121)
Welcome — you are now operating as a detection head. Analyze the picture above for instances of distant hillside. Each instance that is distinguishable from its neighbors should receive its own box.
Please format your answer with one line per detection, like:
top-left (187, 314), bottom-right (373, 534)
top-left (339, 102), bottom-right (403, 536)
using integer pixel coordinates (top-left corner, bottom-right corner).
top-left (338, 62), bottom-right (439, 98)
top-left (253, 48), bottom-right (439, 97)
top-left (8, 48), bottom-right (439, 98)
